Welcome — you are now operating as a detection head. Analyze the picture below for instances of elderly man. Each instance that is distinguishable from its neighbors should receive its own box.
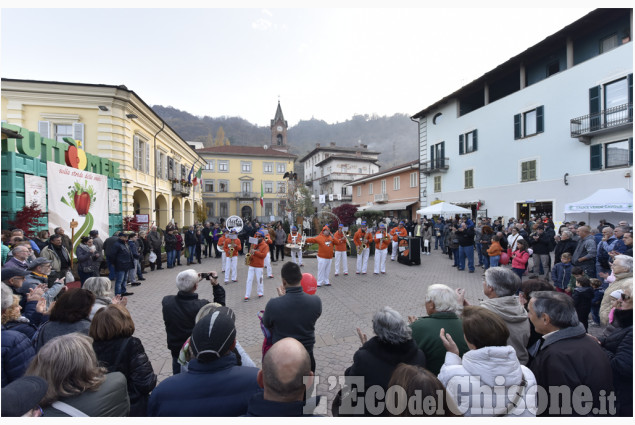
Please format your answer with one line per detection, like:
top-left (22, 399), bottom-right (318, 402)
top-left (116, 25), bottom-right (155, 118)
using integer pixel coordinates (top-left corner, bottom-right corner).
top-left (599, 255), bottom-right (633, 325)
top-left (244, 338), bottom-right (318, 417)
top-left (22, 258), bottom-right (65, 306)
top-left (149, 306), bottom-right (260, 416)
top-left (161, 269), bottom-right (225, 375)
top-left (466, 267), bottom-right (530, 365)
top-left (572, 225), bottom-right (597, 278)
top-left (528, 291), bottom-right (614, 416)
top-left (554, 230), bottom-right (577, 264)
top-left (9, 229), bottom-right (40, 256)
top-left (39, 234), bottom-right (71, 279)
top-left (263, 262), bottom-right (322, 372)
top-left (3, 246), bottom-right (31, 272)
top-left (609, 226), bottom-right (630, 256)
top-left (597, 226), bottom-right (618, 280)
top-left (53, 227), bottom-right (72, 253)
top-left (146, 226), bottom-right (164, 270)
top-left (409, 284), bottom-right (469, 375)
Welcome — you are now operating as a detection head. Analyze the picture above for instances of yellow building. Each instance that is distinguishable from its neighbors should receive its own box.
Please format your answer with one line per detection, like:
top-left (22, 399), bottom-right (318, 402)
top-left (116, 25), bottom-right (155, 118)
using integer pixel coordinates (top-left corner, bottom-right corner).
top-left (197, 145), bottom-right (297, 222)
top-left (1, 78), bottom-right (205, 229)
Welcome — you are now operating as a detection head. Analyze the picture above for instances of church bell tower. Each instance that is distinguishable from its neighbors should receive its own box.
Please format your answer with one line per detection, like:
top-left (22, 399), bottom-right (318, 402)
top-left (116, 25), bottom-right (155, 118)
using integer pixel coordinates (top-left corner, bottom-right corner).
top-left (270, 100), bottom-right (288, 153)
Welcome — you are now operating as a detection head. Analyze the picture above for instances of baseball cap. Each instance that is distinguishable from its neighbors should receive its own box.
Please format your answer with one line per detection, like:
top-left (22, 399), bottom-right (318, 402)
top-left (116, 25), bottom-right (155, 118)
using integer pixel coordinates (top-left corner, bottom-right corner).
top-left (190, 306), bottom-right (237, 361)
top-left (399, 221), bottom-right (404, 225)
top-left (1, 268), bottom-right (29, 281)
top-left (27, 258), bottom-right (52, 271)
top-left (322, 226), bottom-right (329, 231)
top-left (1, 376), bottom-right (48, 416)
top-left (256, 230), bottom-right (266, 237)
top-left (379, 223), bottom-right (386, 228)
top-left (338, 224), bottom-right (344, 228)
top-left (361, 221), bottom-right (367, 226)
top-left (291, 225), bottom-right (297, 231)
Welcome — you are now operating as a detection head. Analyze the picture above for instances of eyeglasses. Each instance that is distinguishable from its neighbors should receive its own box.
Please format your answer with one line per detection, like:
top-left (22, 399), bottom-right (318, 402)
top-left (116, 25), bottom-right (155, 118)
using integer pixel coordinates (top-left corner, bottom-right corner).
top-left (621, 293), bottom-right (631, 301)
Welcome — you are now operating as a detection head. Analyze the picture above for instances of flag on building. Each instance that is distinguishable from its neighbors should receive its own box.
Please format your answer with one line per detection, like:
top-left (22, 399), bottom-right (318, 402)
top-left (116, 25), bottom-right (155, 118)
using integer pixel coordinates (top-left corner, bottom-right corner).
top-left (192, 167), bottom-right (203, 186)
top-left (260, 181), bottom-right (264, 207)
top-left (187, 165), bottom-right (194, 183)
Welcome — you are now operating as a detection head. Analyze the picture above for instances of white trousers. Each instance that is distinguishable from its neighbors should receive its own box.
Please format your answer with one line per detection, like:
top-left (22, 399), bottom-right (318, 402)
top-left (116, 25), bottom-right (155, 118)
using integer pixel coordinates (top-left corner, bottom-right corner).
top-left (391, 241), bottom-right (398, 260)
top-left (356, 248), bottom-right (370, 273)
top-left (291, 249), bottom-right (303, 265)
top-left (245, 266), bottom-right (263, 298)
top-left (224, 256), bottom-right (237, 282)
top-left (374, 248), bottom-right (388, 273)
top-left (221, 252), bottom-right (226, 271)
top-left (334, 251), bottom-right (348, 274)
top-left (264, 253), bottom-right (272, 277)
top-left (317, 256), bottom-right (332, 286)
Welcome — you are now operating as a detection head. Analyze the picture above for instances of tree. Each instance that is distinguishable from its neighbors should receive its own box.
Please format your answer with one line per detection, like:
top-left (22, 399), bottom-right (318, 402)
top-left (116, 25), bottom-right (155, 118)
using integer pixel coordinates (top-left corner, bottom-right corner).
top-left (214, 126), bottom-right (231, 146)
top-left (195, 203), bottom-right (207, 224)
top-left (286, 184), bottom-right (315, 229)
top-left (8, 201), bottom-right (46, 237)
top-left (332, 203), bottom-right (358, 227)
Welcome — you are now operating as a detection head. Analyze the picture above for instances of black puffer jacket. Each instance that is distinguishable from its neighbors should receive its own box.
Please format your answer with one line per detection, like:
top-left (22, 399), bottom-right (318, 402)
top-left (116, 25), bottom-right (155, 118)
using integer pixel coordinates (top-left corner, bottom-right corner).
top-left (600, 309), bottom-right (633, 417)
top-left (554, 238), bottom-right (577, 264)
top-left (164, 232), bottom-right (177, 251)
top-left (93, 336), bottom-right (157, 417)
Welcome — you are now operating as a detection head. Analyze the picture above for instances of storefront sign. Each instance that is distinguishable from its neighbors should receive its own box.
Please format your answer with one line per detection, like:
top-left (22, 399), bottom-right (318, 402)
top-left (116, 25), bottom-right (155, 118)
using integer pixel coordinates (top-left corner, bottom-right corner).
top-left (3, 125), bottom-right (120, 178)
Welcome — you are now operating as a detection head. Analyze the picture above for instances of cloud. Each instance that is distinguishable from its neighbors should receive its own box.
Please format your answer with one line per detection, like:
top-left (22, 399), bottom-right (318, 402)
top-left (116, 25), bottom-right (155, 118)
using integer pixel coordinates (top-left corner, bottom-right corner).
top-left (297, 42), bottom-right (309, 54)
top-left (252, 18), bottom-right (272, 31)
top-left (261, 9), bottom-right (272, 17)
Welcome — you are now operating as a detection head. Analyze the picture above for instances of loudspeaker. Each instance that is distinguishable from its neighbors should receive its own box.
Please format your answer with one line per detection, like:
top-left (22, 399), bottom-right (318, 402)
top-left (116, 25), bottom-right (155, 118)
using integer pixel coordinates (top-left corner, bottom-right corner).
top-left (397, 236), bottom-right (421, 266)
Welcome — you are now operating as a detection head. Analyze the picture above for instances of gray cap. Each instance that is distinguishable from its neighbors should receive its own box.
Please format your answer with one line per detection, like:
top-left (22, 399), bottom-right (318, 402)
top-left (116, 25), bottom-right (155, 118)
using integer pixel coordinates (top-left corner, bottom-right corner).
top-left (27, 257), bottom-right (52, 270)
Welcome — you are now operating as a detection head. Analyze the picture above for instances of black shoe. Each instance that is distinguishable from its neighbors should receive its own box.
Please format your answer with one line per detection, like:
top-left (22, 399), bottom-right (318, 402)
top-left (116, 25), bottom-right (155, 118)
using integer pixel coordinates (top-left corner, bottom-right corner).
top-left (130, 282), bottom-right (141, 286)
top-left (138, 277), bottom-right (146, 281)
top-left (141, 271), bottom-right (148, 274)
top-left (122, 292), bottom-right (134, 296)
top-left (198, 260), bottom-right (201, 264)
top-left (157, 267), bottom-right (164, 270)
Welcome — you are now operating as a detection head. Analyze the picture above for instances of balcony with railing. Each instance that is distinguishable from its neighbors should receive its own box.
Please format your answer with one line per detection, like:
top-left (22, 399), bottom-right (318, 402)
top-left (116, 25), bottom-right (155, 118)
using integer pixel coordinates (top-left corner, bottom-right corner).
top-left (236, 191), bottom-right (259, 199)
top-left (571, 103), bottom-right (633, 143)
top-left (374, 193), bottom-right (389, 203)
top-left (171, 182), bottom-right (191, 196)
top-left (319, 173), bottom-right (357, 185)
top-left (421, 157), bottom-right (449, 175)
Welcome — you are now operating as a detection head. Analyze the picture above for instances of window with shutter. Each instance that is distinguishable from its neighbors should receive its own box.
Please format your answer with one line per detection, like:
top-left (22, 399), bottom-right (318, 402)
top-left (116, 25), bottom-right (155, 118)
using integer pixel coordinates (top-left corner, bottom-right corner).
top-left (73, 123), bottom-right (84, 146)
top-left (434, 176), bottom-right (441, 192)
top-left (38, 121), bottom-right (50, 138)
top-left (514, 114), bottom-right (521, 139)
top-left (464, 170), bottom-right (473, 189)
top-left (145, 143), bottom-right (150, 173)
top-left (536, 106), bottom-right (544, 133)
top-left (521, 160), bottom-right (537, 182)
top-left (630, 138), bottom-right (633, 166)
top-left (430, 146), bottom-right (435, 167)
top-left (133, 136), bottom-right (140, 170)
top-left (155, 151), bottom-right (161, 177)
top-left (589, 86), bottom-right (601, 131)
top-left (590, 144), bottom-right (603, 170)
top-left (459, 134), bottom-right (464, 155)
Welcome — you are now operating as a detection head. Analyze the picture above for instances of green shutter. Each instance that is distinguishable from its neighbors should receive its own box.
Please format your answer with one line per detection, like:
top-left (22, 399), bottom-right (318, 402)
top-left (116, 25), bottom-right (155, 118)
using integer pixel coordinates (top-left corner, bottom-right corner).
top-left (536, 106), bottom-right (544, 133)
top-left (430, 145), bottom-right (435, 168)
top-left (514, 114), bottom-right (521, 139)
top-left (629, 138), bottom-right (633, 166)
top-left (589, 86), bottom-right (601, 131)
top-left (440, 141), bottom-right (445, 168)
top-left (473, 130), bottom-right (478, 151)
top-left (459, 134), bottom-right (464, 155)
top-left (628, 74), bottom-right (633, 122)
top-left (590, 144), bottom-right (602, 170)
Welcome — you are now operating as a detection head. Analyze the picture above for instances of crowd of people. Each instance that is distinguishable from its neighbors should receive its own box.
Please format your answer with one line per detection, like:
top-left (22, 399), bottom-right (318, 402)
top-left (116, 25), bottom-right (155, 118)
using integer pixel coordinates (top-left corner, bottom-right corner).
top-left (1, 214), bottom-right (632, 417)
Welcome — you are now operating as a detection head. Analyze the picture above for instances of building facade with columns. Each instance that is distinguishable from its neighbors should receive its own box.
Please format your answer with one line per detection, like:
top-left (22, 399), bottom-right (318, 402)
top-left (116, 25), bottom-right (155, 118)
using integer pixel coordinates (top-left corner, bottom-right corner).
top-left (1, 79), bottom-right (205, 230)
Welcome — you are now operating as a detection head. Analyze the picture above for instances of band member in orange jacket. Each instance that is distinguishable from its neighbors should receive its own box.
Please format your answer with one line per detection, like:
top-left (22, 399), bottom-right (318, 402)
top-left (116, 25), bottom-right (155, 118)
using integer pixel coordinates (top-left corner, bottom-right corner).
top-left (223, 228), bottom-right (241, 283)
top-left (217, 229), bottom-right (227, 272)
top-left (374, 223), bottom-right (391, 275)
top-left (333, 224), bottom-right (348, 276)
top-left (354, 221), bottom-right (374, 275)
top-left (306, 226), bottom-right (334, 287)
top-left (287, 225), bottom-right (303, 266)
top-left (244, 230), bottom-right (269, 301)
top-left (390, 221), bottom-right (408, 261)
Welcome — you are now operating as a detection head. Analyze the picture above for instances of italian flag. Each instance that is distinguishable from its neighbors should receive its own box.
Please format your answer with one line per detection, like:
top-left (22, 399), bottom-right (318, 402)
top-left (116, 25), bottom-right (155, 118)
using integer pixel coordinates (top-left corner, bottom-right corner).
top-left (260, 181), bottom-right (264, 207)
top-left (192, 167), bottom-right (203, 186)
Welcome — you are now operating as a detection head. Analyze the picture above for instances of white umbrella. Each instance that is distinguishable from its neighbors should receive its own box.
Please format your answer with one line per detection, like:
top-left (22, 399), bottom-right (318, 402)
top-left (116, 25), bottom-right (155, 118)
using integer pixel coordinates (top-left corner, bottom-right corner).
top-left (416, 202), bottom-right (472, 216)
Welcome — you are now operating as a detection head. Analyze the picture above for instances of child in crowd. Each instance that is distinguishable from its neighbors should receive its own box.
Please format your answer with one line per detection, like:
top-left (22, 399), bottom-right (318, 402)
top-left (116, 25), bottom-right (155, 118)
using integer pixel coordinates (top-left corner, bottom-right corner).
top-left (565, 266), bottom-right (585, 295)
top-left (487, 235), bottom-right (502, 267)
top-left (589, 278), bottom-right (604, 326)
top-left (551, 252), bottom-right (573, 293)
top-left (573, 275), bottom-right (594, 331)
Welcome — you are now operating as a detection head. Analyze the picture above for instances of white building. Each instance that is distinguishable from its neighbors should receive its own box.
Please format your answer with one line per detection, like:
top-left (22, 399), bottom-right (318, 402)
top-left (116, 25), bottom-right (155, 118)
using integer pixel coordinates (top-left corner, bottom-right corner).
top-left (411, 8), bottom-right (633, 223)
top-left (300, 142), bottom-right (380, 210)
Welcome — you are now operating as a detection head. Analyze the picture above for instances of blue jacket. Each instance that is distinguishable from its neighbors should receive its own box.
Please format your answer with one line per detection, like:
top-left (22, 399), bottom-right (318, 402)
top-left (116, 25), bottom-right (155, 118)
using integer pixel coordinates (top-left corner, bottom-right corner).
top-left (1, 327), bottom-right (36, 387)
top-left (243, 392), bottom-right (321, 417)
top-left (112, 239), bottom-right (135, 271)
top-left (551, 262), bottom-right (573, 290)
top-left (147, 355), bottom-right (260, 416)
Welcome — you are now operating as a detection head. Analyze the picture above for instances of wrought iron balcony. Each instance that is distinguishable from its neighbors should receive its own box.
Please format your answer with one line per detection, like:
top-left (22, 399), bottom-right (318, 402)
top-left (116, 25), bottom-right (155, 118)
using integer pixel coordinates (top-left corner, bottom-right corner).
top-left (571, 103), bottom-right (632, 143)
top-left (421, 157), bottom-right (449, 175)
top-left (374, 193), bottom-right (389, 203)
top-left (171, 182), bottom-right (191, 196)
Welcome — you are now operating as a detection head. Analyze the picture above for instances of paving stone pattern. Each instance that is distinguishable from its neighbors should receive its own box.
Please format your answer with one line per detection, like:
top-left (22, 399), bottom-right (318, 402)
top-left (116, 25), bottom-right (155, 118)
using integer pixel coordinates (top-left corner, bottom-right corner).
top-left (126, 250), bottom-right (563, 415)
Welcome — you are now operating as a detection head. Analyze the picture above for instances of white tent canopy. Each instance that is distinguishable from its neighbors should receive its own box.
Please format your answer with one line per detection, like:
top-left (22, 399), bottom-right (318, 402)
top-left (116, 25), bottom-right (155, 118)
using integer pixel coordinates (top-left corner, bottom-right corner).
top-left (416, 202), bottom-right (472, 216)
top-left (564, 188), bottom-right (633, 227)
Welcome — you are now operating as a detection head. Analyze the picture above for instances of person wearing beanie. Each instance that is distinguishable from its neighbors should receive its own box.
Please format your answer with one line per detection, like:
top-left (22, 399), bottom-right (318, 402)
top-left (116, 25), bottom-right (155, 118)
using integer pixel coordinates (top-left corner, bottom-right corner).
top-left (287, 226), bottom-right (304, 267)
top-left (148, 307), bottom-right (260, 416)
top-left (306, 226), bottom-right (335, 287)
top-left (244, 231), bottom-right (269, 301)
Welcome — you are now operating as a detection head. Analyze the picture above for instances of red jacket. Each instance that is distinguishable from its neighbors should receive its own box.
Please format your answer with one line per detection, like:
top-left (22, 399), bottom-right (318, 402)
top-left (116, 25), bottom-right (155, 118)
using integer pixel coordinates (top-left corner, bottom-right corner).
top-left (306, 234), bottom-right (334, 259)
top-left (354, 229), bottom-right (374, 248)
top-left (511, 250), bottom-right (530, 269)
top-left (375, 230), bottom-right (391, 250)
top-left (248, 240), bottom-right (269, 268)
top-left (223, 238), bottom-right (241, 257)
top-left (333, 230), bottom-right (348, 252)
top-left (390, 226), bottom-right (408, 242)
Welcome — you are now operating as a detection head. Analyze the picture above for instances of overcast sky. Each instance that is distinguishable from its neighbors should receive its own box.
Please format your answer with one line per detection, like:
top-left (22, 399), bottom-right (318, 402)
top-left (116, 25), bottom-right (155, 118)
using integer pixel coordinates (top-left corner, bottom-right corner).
top-left (0, 2), bottom-right (620, 127)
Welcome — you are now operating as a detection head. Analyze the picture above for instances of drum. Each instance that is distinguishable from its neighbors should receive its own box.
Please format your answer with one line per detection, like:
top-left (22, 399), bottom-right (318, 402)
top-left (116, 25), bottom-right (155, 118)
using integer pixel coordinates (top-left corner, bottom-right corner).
top-left (286, 243), bottom-right (301, 250)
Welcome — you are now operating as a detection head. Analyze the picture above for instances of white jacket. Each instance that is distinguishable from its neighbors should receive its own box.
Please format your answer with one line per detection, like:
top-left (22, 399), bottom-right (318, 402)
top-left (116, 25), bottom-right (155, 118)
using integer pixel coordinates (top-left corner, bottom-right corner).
top-left (438, 346), bottom-right (537, 416)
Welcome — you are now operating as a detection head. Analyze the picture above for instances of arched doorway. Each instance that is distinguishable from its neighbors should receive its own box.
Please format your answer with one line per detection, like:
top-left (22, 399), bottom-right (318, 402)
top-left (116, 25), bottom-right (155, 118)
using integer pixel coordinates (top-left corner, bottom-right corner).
top-left (184, 199), bottom-right (192, 226)
top-left (241, 205), bottom-right (252, 221)
top-left (133, 189), bottom-right (150, 216)
top-left (172, 198), bottom-right (182, 228)
top-left (155, 194), bottom-right (168, 229)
